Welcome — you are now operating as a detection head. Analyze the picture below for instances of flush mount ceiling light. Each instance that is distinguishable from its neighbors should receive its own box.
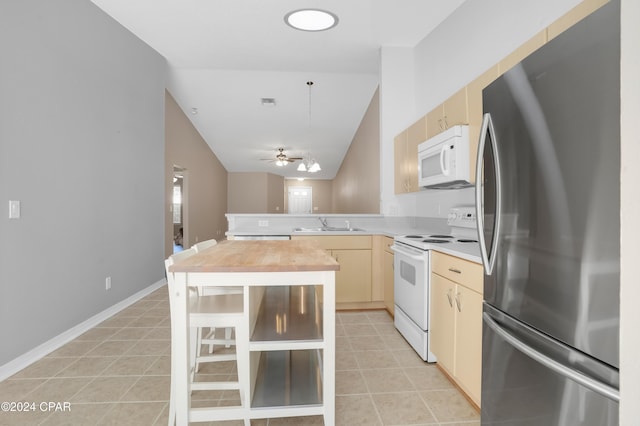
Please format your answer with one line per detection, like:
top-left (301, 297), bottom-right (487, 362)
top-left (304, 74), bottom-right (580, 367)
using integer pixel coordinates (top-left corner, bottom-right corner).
top-left (284, 9), bottom-right (338, 32)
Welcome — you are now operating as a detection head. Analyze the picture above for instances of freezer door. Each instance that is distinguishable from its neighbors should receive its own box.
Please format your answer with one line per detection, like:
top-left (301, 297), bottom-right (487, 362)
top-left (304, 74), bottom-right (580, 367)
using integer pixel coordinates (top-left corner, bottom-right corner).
top-left (480, 0), bottom-right (620, 368)
top-left (482, 304), bottom-right (618, 426)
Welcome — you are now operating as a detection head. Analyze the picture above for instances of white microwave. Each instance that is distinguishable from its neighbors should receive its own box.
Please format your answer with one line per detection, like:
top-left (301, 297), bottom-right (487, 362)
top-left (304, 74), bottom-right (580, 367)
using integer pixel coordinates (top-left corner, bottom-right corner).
top-left (418, 124), bottom-right (472, 189)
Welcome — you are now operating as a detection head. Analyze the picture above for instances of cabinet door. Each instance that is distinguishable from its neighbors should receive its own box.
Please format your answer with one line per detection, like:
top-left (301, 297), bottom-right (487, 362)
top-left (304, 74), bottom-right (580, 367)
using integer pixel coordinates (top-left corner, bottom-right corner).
top-left (442, 87), bottom-right (468, 128)
top-left (333, 249), bottom-right (372, 303)
top-left (394, 131), bottom-right (408, 194)
top-left (426, 88), bottom-right (469, 140)
top-left (454, 285), bottom-right (483, 405)
top-left (426, 104), bottom-right (445, 139)
top-left (429, 274), bottom-right (455, 374)
top-left (406, 117), bottom-right (427, 192)
top-left (383, 250), bottom-right (394, 315)
top-left (467, 65), bottom-right (500, 185)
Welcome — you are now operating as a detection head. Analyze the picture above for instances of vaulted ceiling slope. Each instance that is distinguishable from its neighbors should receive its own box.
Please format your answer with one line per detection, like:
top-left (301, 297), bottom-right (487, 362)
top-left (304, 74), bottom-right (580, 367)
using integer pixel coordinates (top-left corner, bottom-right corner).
top-left (91, 0), bottom-right (466, 179)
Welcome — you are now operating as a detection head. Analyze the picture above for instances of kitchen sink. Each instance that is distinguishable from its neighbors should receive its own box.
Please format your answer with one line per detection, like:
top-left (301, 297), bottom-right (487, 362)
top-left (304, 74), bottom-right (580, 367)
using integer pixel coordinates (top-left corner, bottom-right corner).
top-left (292, 227), bottom-right (366, 233)
top-left (292, 227), bottom-right (324, 232)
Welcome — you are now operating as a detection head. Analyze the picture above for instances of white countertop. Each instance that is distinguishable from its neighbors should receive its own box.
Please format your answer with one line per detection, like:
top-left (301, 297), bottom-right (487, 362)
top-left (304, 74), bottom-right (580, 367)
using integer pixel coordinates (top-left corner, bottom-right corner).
top-left (227, 225), bottom-right (481, 264)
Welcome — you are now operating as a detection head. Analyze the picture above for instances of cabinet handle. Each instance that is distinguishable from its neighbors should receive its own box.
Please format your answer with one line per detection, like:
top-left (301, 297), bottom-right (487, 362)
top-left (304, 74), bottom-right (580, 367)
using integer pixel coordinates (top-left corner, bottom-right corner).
top-left (446, 289), bottom-right (453, 307)
top-left (455, 292), bottom-right (462, 312)
top-left (443, 115), bottom-right (449, 129)
top-left (438, 118), bottom-right (444, 130)
top-left (448, 267), bottom-right (462, 274)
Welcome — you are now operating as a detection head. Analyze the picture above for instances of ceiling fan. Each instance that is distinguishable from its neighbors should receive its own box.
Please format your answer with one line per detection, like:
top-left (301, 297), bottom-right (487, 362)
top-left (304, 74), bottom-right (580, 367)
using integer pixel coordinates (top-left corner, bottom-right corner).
top-left (261, 148), bottom-right (303, 167)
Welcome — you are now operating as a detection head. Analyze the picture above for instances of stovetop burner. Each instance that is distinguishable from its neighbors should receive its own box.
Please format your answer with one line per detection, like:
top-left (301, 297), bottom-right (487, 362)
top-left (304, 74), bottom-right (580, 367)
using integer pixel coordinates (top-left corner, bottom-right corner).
top-left (393, 206), bottom-right (480, 258)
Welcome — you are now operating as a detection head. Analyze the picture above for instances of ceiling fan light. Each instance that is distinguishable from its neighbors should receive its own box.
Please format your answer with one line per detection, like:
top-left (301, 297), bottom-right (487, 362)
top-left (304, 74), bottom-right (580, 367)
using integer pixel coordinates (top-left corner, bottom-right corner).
top-left (297, 163), bottom-right (307, 172)
top-left (276, 160), bottom-right (286, 167)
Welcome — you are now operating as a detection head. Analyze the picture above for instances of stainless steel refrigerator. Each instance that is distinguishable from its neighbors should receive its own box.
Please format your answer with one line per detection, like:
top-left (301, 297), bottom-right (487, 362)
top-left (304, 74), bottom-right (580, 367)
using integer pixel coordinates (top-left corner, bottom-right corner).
top-left (475, 1), bottom-right (620, 424)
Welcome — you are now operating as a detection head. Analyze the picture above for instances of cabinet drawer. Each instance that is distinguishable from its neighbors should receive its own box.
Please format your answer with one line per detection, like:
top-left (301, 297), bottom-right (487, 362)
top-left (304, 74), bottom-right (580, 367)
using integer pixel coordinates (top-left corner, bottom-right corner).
top-left (431, 251), bottom-right (483, 294)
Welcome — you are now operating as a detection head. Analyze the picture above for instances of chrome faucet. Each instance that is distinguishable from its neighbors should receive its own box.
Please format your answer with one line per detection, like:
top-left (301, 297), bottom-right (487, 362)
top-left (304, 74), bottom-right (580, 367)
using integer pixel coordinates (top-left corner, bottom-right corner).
top-left (319, 217), bottom-right (328, 228)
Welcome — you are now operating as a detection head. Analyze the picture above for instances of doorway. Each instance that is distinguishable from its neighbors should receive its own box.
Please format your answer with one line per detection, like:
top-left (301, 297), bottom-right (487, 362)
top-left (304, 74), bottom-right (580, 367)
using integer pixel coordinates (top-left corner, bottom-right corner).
top-left (172, 166), bottom-right (186, 253)
top-left (287, 186), bottom-right (313, 214)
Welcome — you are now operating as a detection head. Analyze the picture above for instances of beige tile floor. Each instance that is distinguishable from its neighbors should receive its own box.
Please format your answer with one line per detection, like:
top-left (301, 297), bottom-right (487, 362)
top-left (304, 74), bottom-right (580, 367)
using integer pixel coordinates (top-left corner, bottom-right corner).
top-left (0, 287), bottom-right (480, 426)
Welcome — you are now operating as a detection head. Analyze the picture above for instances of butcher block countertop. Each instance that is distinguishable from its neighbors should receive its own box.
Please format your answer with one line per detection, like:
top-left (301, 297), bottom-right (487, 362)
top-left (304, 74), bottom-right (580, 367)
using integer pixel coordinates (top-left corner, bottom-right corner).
top-left (169, 239), bottom-right (340, 273)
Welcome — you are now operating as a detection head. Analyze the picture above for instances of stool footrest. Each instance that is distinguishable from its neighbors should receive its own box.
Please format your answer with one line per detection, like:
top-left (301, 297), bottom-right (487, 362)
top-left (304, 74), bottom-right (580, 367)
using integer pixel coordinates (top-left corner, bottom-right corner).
top-left (191, 381), bottom-right (240, 391)
top-left (190, 405), bottom-right (246, 423)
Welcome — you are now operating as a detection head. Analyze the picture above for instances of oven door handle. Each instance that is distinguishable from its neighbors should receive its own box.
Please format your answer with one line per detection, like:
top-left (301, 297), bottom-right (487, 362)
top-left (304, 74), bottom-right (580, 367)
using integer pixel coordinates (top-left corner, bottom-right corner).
top-left (390, 244), bottom-right (426, 261)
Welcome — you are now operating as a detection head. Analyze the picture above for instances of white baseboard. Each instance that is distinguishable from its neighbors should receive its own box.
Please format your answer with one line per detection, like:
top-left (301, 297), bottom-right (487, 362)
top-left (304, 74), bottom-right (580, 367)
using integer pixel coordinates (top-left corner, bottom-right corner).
top-left (0, 279), bottom-right (167, 382)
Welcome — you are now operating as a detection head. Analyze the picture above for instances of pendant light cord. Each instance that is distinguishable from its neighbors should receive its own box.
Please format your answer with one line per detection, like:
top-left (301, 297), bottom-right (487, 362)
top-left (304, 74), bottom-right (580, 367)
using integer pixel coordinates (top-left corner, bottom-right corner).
top-left (306, 81), bottom-right (314, 167)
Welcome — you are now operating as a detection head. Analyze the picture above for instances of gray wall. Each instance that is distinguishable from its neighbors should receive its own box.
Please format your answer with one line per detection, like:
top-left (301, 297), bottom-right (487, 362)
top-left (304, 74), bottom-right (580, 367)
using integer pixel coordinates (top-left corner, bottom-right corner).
top-left (0, 0), bottom-right (166, 366)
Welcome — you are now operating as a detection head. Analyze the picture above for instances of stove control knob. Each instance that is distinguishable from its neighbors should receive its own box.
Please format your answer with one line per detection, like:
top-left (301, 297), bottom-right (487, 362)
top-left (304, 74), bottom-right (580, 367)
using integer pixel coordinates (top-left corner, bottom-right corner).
top-left (448, 212), bottom-right (457, 221)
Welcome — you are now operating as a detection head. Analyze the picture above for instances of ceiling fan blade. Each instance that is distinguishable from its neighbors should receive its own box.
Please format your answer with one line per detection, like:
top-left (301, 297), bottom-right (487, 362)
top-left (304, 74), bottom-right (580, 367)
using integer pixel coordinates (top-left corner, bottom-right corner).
top-left (260, 148), bottom-right (302, 163)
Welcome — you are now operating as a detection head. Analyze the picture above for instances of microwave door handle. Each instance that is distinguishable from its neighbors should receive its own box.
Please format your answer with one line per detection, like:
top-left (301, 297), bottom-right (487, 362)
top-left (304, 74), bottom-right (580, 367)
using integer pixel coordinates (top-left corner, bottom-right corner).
top-left (475, 112), bottom-right (502, 275)
top-left (440, 144), bottom-right (450, 176)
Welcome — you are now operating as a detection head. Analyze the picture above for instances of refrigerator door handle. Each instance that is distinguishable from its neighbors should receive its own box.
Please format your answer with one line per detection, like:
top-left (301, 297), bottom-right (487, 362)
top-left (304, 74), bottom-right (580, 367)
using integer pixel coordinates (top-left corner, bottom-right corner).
top-left (483, 312), bottom-right (620, 403)
top-left (475, 112), bottom-right (501, 275)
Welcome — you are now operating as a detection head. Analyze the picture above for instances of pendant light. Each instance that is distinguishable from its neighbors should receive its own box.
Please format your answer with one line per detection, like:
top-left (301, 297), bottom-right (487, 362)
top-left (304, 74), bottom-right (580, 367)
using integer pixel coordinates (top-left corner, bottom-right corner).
top-left (298, 81), bottom-right (321, 173)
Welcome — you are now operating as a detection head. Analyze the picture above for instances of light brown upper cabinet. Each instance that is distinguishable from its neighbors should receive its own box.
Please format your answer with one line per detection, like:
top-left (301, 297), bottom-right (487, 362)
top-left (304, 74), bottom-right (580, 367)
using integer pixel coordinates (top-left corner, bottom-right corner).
top-left (394, 116), bottom-right (426, 194)
top-left (393, 130), bottom-right (409, 194)
top-left (426, 87), bottom-right (469, 139)
top-left (466, 65), bottom-right (500, 184)
top-left (393, 0), bottom-right (608, 193)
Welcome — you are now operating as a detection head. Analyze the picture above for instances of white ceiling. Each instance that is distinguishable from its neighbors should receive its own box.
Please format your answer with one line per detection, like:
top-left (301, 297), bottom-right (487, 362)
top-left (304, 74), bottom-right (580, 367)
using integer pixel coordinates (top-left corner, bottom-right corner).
top-left (91, 0), bottom-right (466, 179)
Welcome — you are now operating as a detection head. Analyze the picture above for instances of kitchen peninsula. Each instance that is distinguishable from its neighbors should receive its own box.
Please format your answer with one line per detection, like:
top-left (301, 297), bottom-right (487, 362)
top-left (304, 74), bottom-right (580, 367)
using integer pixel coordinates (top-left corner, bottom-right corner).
top-left (168, 239), bottom-right (339, 425)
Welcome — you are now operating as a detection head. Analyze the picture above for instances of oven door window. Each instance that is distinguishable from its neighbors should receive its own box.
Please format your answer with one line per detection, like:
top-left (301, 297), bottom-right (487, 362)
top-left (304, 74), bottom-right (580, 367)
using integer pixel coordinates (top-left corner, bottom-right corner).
top-left (400, 260), bottom-right (416, 285)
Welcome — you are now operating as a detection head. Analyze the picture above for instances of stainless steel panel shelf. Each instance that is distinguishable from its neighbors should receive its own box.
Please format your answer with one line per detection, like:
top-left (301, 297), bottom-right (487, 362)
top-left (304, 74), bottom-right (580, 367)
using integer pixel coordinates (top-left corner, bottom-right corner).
top-left (251, 286), bottom-right (323, 342)
top-left (251, 350), bottom-right (323, 408)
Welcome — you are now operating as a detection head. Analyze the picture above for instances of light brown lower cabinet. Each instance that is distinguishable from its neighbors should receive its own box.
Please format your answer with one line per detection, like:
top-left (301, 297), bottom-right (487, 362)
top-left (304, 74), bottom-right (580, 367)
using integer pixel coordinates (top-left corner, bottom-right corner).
top-left (291, 235), bottom-right (372, 305)
top-left (430, 251), bottom-right (483, 407)
top-left (331, 248), bottom-right (372, 303)
top-left (382, 237), bottom-right (394, 316)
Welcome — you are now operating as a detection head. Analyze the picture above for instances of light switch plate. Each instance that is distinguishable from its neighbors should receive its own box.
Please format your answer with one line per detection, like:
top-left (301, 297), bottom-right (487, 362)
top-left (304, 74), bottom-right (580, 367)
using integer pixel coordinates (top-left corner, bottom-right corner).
top-left (9, 200), bottom-right (20, 219)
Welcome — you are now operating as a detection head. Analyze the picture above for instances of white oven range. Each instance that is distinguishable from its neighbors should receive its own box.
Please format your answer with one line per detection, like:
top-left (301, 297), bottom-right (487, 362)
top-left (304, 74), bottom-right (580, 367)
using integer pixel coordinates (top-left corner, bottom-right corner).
top-left (390, 206), bottom-right (479, 362)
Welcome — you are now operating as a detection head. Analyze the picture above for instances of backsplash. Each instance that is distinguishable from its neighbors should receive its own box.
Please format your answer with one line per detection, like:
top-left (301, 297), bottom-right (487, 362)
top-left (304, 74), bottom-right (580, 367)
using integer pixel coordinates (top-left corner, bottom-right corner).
top-left (415, 186), bottom-right (475, 218)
